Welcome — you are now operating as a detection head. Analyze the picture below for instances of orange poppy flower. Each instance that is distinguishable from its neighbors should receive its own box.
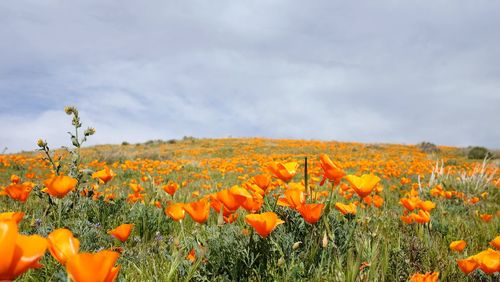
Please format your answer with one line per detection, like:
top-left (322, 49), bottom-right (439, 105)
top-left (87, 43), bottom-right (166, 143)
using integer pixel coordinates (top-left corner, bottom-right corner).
top-left (229, 185), bottom-right (253, 200)
top-left (244, 182), bottom-right (265, 196)
top-left (399, 198), bottom-right (419, 211)
top-left (165, 203), bottom-right (186, 221)
top-left (363, 195), bottom-right (373, 205)
top-left (345, 174), bottom-right (380, 198)
top-left (223, 213), bottom-right (239, 224)
top-left (409, 272), bottom-right (439, 282)
top-left (469, 197), bottom-right (480, 204)
top-left (400, 177), bottom-right (411, 185)
top-left (449, 240), bottom-right (466, 252)
top-left (216, 186), bottom-right (252, 212)
top-left (430, 185), bottom-right (443, 197)
top-left (210, 197), bottom-right (234, 216)
top-left (287, 182), bottom-right (306, 191)
top-left (186, 248), bottom-right (196, 263)
top-left (418, 200), bottom-right (436, 212)
top-left (10, 174), bottom-right (20, 184)
top-left (0, 220), bottom-right (48, 281)
top-left (319, 154), bottom-right (345, 185)
top-left (400, 215), bottom-right (413, 224)
top-left (0, 212), bottom-right (24, 224)
top-left (277, 188), bottom-right (305, 210)
top-left (66, 250), bottom-right (120, 282)
top-left (252, 174), bottom-right (271, 191)
top-left (457, 256), bottom-right (478, 274)
top-left (245, 212), bottom-right (284, 238)
top-left (129, 183), bottom-right (143, 193)
top-left (43, 175), bottom-right (78, 198)
top-left (241, 193), bottom-right (264, 213)
top-left (297, 203), bottom-right (325, 224)
top-left (163, 182), bottom-right (179, 196)
top-left (107, 224), bottom-right (133, 242)
top-left (92, 167), bottom-right (116, 184)
top-left (268, 162), bottom-right (299, 182)
top-left (372, 194), bottom-right (384, 208)
top-left (490, 235), bottom-right (500, 249)
top-left (48, 228), bottom-right (80, 265)
top-left (154, 201), bottom-right (162, 209)
top-left (480, 214), bottom-right (493, 222)
top-left (127, 192), bottom-right (145, 203)
top-left (410, 210), bottom-right (431, 224)
top-left (184, 198), bottom-right (210, 224)
top-left (335, 202), bottom-right (357, 215)
top-left (472, 248), bottom-right (500, 274)
top-left (338, 183), bottom-right (349, 192)
top-left (3, 183), bottom-right (32, 202)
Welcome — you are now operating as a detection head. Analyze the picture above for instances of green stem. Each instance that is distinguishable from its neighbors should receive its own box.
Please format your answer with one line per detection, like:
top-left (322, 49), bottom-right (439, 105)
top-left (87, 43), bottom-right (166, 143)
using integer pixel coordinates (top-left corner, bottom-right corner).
top-left (304, 156), bottom-right (309, 200)
top-left (43, 147), bottom-right (59, 175)
top-left (248, 229), bottom-right (254, 254)
top-left (57, 198), bottom-right (62, 226)
top-left (180, 220), bottom-right (187, 244)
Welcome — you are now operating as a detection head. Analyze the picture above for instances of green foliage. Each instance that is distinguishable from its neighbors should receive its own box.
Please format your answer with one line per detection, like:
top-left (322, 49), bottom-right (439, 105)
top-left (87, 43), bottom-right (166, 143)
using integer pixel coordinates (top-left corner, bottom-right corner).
top-left (467, 146), bottom-right (493, 160)
top-left (417, 142), bottom-right (440, 154)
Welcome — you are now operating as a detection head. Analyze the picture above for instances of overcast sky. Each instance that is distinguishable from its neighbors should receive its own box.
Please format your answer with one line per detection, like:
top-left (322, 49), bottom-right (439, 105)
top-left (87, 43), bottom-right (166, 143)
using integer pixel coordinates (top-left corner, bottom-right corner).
top-left (1, 1), bottom-right (499, 153)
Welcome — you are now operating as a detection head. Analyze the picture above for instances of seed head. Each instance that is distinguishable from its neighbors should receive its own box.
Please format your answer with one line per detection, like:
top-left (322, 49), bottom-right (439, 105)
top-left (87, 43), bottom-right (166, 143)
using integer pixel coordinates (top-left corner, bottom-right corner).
top-left (84, 127), bottom-right (96, 136)
top-left (64, 106), bottom-right (77, 115)
top-left (37, 139), bottom-right (47, 148)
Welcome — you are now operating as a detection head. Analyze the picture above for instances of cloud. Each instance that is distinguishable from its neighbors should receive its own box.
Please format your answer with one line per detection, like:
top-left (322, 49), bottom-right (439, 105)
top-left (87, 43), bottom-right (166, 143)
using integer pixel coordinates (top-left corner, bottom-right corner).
top-left (1, 1), bottom-right (499, 153)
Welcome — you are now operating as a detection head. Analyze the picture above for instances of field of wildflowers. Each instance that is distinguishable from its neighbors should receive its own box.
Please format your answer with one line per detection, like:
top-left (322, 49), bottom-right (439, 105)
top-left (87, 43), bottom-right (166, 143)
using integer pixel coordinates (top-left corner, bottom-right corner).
top-left (0, 107), bottom-right (499, 281)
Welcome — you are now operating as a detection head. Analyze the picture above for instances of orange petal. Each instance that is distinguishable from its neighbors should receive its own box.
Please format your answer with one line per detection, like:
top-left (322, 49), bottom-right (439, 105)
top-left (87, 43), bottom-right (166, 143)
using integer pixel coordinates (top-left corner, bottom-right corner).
top-left (66, 250), bottom-right (120, 282)
top-left (107, 224), bottom-right (133, 242)
top-left (10, 234), bottom-right (47, 279)
top-left (457, 257), bottom-right (478, 274)
top-left (449, 240), bottom-right (466, 252)
top-left (48, 228), bottom-right (80, 265)
top-left (0, 212), bottom-right (25, 224)
top-left (245, 212), bottom-right (284, 238)
top-left (0, 220), bottom-right (18, 279)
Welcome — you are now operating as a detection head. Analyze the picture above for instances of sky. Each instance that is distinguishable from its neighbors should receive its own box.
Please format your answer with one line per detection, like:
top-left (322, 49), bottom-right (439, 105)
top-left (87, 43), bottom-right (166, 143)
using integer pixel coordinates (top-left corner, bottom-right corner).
top-left (1, 1), bottom-right (499, 153)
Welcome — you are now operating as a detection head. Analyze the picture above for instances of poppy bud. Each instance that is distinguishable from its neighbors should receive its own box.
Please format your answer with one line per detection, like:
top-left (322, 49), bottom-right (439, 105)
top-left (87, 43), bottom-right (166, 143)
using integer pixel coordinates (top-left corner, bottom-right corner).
top-left (292, 241), bottom-right (302, 250)
top-left (217, 207), bottom-right (224, 226)
top-left (322, 232), bottom-right (328, 248)
top-left (37, 138), bottom-right (47, 148)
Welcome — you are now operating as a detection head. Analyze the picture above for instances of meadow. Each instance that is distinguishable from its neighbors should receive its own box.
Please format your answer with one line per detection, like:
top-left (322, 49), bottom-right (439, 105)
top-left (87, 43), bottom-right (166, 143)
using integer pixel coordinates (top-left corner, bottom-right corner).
top-left (0, 107), bottom-right (499, 281)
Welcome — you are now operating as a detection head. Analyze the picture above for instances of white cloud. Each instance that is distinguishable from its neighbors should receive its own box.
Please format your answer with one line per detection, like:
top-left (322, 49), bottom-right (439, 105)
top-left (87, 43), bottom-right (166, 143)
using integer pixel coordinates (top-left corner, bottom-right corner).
top-left (1, 0), bottom-right (500, 153)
